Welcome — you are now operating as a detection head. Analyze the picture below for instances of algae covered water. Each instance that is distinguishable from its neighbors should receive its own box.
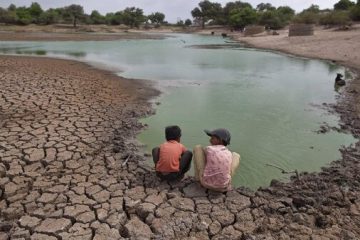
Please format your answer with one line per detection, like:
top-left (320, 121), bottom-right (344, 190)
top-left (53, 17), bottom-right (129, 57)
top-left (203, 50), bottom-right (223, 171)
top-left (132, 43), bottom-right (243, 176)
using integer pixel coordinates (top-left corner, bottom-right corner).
top-left (0, 33), bottom-right (355, 189)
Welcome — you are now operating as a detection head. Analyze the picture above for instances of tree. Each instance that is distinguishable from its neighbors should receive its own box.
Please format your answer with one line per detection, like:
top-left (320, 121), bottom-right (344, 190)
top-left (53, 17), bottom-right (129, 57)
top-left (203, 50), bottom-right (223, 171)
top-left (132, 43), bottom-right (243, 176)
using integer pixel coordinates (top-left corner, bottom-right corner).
top-left (185, 19), bottom-right (192, 26)
top-left (90, 10), bottom-right (105, 24)
top-left (277, 6), bottom-right (295, 23)
top-left (191, 0), bottom-right (222, 28)
top-left (121, 7), bottom-right (145, 28)
top-left (256, 3), bottom-right (276, 12)
top-left (229, 7), bottom-right (257, 29)
top-left (15, 7), bottom-right (32, 25)
top-left (303, 4), bottom-right (320, 13)
top-left (350, 3), bottom-right (360, 20)
top-left (39, 8), bottom-right (59, 24)
top-left (64, 4), bottom-right (84, 27)
top-left (222, 1), bottom-right (253, 25)
top-left (0, 7), bottom-right (18, 24)
top-left (29, 2), bottom-right (43, 23)
top-left (148, 12), bottom-right (165, 24)
top-left (8, 4), bottom-right (16, 12)
top-left (258, 10), bottom-right (282, 29)
top-left (334, 0), bottom-right (355, 10)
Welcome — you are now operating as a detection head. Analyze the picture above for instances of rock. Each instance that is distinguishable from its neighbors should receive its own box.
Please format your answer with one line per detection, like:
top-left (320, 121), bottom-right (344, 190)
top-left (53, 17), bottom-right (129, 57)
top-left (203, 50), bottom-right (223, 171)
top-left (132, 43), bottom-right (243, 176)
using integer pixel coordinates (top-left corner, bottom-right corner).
top-left (25, 148), bottom-right (45, 162)
top-left (105, 212), bottom-right (127, 229)
top-left (136, 202), bottom-right (156, 220)
top-left (124, 217), bottom-right (153, 239)
top-left (76, 211), bottom-right (96, 223)
top-left (92, 222), bottom-right (121, 240)
top-left (0, 222), bottom-right (13, 232)
top-left (19, 215), bottom-right (41, 228)
top-left (64, 205), bottom-right (91, 218)
top-left (125, 186), bottom-right (146, 200)
top-left (169, 197), bottom-right (195, 212)
top-left (11, 229), bottom-right (30, 239)
top-left (35, 218), bottom-right (72, 234)
top-left (144, 194), bottom-right (165, 206)
top-left (31, 233), bottom-right (58, 240)
top-left (92, 190), bottom-right (110, 203)
top-left (151, 218), bottom-right (175, 238)
top-left (219, 225), bottom-right (242, 239)
top-left (96, 209), bottom-right (108, 221)
top-left (183, 183), bottom-right (207, 198)
top-left (209, 221), bottom-right (221, 236)
top-left (59, 223), bottom-right (92, 240)
top-left (210, 210), bottom-right (235, 227)
top-left (37, 193), bottom-right (58, 204)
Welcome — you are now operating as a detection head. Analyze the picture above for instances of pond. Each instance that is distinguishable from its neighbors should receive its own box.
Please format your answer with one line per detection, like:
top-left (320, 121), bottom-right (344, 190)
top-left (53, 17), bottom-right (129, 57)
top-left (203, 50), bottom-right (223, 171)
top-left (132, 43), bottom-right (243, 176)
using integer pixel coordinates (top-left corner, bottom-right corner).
top-left (0, 33), bottom-right (355, 189)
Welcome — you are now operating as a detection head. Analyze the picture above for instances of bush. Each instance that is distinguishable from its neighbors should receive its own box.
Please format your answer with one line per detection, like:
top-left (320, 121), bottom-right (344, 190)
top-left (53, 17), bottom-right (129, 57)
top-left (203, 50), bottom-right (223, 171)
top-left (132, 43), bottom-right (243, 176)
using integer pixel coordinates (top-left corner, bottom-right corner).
top-left (320, 11), bottom-right (351, 25)
top-left (350, 5), bottom-right (360, 20)
top-left (293, 11), bottom-right (319, 24)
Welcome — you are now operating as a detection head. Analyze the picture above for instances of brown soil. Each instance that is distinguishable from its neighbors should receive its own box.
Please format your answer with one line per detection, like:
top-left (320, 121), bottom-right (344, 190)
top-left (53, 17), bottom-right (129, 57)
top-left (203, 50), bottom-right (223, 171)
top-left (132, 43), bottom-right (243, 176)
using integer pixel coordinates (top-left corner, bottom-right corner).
top-left (1, 26), bottom-right (360, 239)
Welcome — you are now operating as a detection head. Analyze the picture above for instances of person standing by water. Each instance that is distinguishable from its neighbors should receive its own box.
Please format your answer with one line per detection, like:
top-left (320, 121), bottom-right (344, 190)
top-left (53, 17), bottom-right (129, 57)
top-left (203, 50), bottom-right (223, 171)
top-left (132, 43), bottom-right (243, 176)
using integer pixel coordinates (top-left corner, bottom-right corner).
top-left (152, 125), bottom-right (192, 181)
top-left (193, 128), bottom-right (240, 192)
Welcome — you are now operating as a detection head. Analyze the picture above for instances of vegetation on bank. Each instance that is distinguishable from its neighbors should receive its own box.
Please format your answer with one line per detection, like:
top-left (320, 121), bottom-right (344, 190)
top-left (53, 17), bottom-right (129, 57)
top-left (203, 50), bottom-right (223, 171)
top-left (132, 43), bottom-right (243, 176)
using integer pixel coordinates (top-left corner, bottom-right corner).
top-left (0, 0), bottom-right (359, 30)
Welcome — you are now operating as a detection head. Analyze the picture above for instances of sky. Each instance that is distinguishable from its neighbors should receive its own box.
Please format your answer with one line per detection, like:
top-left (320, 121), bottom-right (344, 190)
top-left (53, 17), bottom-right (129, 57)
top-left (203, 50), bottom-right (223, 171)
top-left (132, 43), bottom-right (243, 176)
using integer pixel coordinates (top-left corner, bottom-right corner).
top-left (1, 0), bottom-right (341, 23)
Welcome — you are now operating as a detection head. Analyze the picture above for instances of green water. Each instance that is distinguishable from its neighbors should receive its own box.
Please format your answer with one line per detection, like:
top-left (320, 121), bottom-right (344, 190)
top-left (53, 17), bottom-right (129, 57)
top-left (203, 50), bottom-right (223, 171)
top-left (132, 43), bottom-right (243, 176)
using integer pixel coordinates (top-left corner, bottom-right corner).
top-left (0, 33), bottom-right (355, 189)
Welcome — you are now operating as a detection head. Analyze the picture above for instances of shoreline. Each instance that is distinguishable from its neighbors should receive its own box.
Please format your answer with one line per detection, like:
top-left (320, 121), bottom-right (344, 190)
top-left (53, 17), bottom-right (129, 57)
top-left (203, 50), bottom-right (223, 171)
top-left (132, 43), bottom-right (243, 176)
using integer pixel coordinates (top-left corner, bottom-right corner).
top-left (1, 29), bottom-right (360, 239)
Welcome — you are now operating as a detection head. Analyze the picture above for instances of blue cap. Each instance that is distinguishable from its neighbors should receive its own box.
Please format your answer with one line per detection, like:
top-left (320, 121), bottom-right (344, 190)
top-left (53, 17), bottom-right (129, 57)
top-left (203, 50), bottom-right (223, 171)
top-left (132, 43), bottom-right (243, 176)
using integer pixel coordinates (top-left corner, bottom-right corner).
top-left (204, 128), bottom-right (231, 145)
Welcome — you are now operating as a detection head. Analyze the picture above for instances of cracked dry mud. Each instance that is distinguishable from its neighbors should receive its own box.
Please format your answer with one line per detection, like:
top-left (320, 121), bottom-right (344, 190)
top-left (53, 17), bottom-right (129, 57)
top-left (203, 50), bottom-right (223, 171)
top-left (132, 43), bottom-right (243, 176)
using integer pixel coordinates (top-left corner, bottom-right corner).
top-left (1, 55), bottom-right (360, 240)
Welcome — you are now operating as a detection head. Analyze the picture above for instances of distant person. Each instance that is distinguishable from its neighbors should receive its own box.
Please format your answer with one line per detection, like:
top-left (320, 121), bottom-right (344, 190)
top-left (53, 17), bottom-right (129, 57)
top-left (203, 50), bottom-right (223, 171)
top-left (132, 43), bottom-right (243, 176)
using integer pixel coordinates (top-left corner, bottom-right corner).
top-left (152, 125), bottom-right (192, 181)
top-left (193, 128), bottom-right (240, 192)
top-left (335, 73), bottom-right (345, 86)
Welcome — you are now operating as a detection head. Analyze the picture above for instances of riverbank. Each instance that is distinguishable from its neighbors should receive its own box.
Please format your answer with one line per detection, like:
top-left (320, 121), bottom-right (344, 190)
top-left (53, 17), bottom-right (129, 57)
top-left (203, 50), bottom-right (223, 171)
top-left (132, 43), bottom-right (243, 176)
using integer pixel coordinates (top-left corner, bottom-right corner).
top-left (1, 28), bottom-right (360, 239)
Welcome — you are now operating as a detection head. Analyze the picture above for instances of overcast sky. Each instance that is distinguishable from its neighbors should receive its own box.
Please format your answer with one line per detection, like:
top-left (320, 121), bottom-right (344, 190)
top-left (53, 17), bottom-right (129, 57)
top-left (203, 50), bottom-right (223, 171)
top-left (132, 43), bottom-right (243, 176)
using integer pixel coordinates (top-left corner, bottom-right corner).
top-left (1, 0), bottom-right (340, 23)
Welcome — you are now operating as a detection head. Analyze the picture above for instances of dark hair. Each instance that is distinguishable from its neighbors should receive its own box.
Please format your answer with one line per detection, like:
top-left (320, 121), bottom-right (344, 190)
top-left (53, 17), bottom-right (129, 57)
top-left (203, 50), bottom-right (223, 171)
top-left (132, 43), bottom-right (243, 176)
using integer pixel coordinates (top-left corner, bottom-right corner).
top-left (165, 125), bottom-right (181, 141)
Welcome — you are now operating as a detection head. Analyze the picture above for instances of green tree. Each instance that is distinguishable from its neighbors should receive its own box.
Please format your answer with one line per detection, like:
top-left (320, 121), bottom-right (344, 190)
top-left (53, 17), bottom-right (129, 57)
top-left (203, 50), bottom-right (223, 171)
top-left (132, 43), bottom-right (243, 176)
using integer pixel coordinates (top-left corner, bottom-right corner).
top-left (293, 4), bottom-right (321, 24)
top-left (0, 7), bottom-right (17, 24)
top-left (229, 7), bottom-right (257, 29)
top-left (276, 6), bottom-right (295, 25)
top-left (39, 8), bottom-right (59, 24)
top-left (258, 10), bottom-right (282, 29)
top-left (256, 3), bottom-right (276, 11)
top-left (303, 4), bottom-right (320, 13)
top-left (8, 4), bottom-right (16, 12)
top-left (15, 7), bottom-right (32, 25)
top-left (121, 7), bottom-right (145, 28)
top-left (90, 10), bottom-right (105, 24)
top-left (185, 19), bottom-right (192, 26)
top-left (64, 4), bottom-right (84, 27)
top-left (29, 2), bottom-right (43, 23)
top-left (222, 1), bottom-right (253, 25)
top-left (334, 0), bottom-right (355, 10)
top-left (191, 0), bottom-right (222, 28)
top-left (350, 4), bottom-right (360, 20)
top-left (148, 12), bottom-right (165, 24)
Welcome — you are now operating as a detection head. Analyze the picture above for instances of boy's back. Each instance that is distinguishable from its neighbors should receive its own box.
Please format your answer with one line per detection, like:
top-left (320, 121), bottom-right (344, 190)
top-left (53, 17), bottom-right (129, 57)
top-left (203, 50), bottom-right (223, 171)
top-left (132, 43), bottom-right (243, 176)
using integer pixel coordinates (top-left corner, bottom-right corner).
top-left (156, 140), bottom-right (186, 172)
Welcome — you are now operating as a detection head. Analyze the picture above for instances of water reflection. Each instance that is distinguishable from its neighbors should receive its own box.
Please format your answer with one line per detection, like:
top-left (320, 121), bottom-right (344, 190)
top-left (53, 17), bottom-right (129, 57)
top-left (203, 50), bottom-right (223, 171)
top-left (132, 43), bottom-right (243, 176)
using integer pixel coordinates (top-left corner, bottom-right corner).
top-left (0, 48), bottom-right (86, 58)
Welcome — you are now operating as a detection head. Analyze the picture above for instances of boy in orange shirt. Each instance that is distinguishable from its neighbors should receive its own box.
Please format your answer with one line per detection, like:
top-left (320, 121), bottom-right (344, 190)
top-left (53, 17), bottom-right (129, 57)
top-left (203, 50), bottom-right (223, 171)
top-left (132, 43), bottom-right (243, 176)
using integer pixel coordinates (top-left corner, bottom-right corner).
top-left (152, 125), bottom-right (193, 181)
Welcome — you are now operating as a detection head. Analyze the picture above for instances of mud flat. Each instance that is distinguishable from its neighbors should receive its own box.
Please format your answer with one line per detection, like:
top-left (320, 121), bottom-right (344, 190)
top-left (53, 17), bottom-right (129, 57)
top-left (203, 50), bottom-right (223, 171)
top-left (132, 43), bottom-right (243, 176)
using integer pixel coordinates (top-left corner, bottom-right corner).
top-left (1, 32), bottom-right (360, 239)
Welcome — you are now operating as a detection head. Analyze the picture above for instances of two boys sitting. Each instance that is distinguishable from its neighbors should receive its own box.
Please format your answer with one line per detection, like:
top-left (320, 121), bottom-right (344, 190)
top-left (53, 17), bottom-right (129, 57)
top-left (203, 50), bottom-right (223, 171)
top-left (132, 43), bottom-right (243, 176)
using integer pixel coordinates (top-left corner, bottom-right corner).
top-left (152, 125), bottom-right (240, 192)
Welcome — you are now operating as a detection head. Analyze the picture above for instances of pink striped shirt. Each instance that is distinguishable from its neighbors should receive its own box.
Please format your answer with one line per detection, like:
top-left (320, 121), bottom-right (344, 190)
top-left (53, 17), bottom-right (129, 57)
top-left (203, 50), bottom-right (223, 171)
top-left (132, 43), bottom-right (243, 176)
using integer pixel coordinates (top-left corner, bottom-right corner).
top-left (202, 145), bottom-right (232, 189)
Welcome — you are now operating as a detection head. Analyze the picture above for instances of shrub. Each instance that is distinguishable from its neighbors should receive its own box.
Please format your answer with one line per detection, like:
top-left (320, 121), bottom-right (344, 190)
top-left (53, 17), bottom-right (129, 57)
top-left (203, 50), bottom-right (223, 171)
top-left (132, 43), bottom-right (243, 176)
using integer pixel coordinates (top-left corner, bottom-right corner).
top-left (320, 11), bottom-right (351, 25)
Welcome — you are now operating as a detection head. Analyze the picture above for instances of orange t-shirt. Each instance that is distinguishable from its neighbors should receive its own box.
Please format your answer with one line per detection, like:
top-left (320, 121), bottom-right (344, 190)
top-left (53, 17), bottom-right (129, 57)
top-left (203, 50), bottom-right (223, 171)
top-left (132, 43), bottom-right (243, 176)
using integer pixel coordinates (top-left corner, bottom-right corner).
top-left (156, 140), bottom-right (186, 172)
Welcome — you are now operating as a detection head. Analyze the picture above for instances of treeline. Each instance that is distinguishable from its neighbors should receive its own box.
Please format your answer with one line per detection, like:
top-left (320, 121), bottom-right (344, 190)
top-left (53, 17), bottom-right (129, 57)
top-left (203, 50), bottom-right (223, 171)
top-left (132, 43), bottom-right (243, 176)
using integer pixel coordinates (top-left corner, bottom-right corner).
top-left (0, 1), bottom-right (360, 29)
top-left (191, 0), bottom-right (360, 30)
top-left (0, 3), bottom-right (170, 28)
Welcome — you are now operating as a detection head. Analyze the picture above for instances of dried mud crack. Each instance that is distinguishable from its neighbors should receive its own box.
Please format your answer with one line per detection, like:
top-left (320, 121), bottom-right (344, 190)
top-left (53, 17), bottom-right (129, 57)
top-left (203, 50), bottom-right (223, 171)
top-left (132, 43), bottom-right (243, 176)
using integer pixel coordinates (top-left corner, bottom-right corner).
top-left (1, 55), bottom-right (360, 240)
